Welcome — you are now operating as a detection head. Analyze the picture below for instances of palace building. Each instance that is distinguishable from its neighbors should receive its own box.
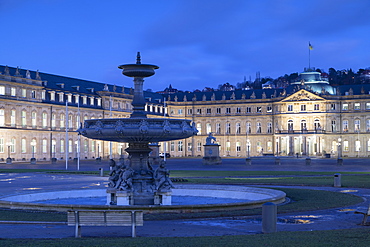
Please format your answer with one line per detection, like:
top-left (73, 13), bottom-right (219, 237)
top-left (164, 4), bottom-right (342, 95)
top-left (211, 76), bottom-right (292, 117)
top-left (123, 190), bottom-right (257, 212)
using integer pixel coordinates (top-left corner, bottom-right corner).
top-left (1, 65), bottom-right (370, 163)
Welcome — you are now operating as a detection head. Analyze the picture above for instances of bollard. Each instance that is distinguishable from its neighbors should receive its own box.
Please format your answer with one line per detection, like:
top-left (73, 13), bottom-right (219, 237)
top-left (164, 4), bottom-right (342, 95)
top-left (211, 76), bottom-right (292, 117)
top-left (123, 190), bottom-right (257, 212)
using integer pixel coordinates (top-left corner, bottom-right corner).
top-left (337, 158), bottom-right (343, 166)
top-left (262, 202), bottom-right (277, 233)
top-left (305, 157), bottom-right (311, 166)
top-left (334, 173), bottom-right (341, 187)
top-left (275, 157), bottom-right (281, 165)
top-left (99, 168), bottom-right (104, 177)
top-left (246, 158), bottom-right (252, 165)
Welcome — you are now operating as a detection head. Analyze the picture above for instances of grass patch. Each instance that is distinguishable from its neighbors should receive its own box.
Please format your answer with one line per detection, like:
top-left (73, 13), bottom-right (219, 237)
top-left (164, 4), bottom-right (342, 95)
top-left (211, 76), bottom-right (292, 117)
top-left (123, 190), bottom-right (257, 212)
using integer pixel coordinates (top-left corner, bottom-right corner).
top-left (184, 175), bottom-right (370, 188)
top-left (170, 170), bottom-right (370, 177)
top-left (0, 208), bottom-right (66, 222)
top-left (1, 228), bottom-right (370, 246)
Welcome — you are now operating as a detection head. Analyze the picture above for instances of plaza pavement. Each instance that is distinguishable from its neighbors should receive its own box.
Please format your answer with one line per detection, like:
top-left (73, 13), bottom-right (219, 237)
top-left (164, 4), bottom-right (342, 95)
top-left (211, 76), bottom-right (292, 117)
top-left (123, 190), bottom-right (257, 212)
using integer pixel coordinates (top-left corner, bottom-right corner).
top-left (0, 157), bottom-right (370, 238)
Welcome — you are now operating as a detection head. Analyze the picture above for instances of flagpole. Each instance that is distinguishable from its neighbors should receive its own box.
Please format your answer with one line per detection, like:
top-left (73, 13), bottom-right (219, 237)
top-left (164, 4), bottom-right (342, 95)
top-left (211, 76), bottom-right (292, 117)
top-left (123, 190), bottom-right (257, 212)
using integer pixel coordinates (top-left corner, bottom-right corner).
top-left (163, 98), bottom-right (167, 163)
top-left (77, 99), bottom-right (80, 171)
top-left (109, 95), bottom-right (112, 162)
top-left (65, 100), bottom-right (68, 170)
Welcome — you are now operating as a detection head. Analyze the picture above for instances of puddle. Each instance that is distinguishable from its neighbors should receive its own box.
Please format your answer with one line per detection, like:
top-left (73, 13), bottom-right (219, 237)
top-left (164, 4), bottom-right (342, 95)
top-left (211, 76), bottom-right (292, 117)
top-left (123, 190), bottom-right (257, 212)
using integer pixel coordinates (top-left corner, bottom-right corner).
top-left (338, 208), bottom-right (355, 212)
top-left (23, 188), bottom-right (42, 190)
top-left (340, 190), bottom-right (358, 193)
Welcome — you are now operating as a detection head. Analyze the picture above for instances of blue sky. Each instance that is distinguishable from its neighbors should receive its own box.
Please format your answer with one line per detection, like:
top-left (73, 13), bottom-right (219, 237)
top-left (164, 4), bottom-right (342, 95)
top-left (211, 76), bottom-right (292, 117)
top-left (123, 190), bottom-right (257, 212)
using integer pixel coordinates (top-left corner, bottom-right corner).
top-left (1, 0), bottom-right (370, 91)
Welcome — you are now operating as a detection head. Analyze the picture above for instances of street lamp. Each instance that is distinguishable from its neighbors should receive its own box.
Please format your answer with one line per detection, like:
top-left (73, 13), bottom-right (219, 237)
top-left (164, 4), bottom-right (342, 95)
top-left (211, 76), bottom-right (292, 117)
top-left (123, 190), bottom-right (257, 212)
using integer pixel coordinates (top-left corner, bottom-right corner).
top-left (6, 142), bottom-right (12, 164)
top-left (51, 140), bottom-right (57, 164)
top-left (247, 138), bottom-right (250, 158)
top-left (336, 137), bottom-right (343, 165)
top-left (337, 138), bottom-right (342, 159)
top-left (30, 140), bottom-right (36, 164)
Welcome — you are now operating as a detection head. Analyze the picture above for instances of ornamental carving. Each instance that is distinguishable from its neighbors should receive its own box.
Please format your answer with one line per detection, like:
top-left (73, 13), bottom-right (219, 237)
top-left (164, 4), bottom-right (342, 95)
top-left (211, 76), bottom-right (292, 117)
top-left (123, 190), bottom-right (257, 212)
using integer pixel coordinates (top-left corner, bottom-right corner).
top-left (290, 91), bottom-right (318, 101)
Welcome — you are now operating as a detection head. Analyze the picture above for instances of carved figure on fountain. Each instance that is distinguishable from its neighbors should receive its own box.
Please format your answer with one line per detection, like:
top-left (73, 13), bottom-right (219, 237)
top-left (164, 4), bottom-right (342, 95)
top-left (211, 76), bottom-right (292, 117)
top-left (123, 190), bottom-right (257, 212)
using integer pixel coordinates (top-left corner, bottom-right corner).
top-left (154, 162), bottom-right (174, 192)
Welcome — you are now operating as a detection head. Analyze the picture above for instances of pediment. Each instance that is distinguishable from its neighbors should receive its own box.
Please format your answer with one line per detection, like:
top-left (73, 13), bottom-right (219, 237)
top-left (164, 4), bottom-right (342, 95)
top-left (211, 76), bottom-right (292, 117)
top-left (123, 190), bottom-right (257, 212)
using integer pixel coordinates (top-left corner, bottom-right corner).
top-left (281, 89), bottom-right (325, 102)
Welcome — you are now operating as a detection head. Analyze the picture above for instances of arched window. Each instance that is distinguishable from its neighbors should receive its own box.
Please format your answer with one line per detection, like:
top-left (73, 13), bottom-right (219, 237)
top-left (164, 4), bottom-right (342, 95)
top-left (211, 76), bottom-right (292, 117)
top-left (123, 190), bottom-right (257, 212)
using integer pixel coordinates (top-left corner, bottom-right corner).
top-left (196, 123), bottom-right (202, 135)
top-left (236, 123), bottom-right (241, 134)
top-left (314, 119), bottom-right (321, 130)
top-left (246, 122), bottom-right (251, 134)
top-left (301, 120), bottom-right (307, 131)
top-left (206, 123), bottom-right (211, 134)
top-left (288, 120), bottom-right (293, 131)
top-left (42, 112), bottom-right (48, 128)
top-left (256, 122), bottom-right (261, 133)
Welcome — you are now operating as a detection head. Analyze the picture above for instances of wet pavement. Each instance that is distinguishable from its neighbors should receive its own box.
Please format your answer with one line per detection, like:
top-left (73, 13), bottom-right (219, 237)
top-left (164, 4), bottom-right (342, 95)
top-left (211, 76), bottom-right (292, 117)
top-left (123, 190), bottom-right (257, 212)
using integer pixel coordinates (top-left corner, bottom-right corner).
top-left (0, 157), bottom-right (370, 238)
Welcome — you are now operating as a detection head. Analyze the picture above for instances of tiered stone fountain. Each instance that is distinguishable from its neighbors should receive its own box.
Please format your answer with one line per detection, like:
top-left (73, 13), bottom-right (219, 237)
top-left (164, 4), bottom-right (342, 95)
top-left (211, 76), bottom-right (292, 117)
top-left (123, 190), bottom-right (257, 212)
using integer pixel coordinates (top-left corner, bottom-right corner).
top-left (79, 53), bottom-right (198, 205)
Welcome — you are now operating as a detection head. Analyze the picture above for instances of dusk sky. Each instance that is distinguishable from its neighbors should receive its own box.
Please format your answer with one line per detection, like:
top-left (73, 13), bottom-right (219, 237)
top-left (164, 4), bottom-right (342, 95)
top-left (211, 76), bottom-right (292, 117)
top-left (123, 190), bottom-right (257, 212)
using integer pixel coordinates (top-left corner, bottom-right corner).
top-left (1, 0), bottom-right (370, 92)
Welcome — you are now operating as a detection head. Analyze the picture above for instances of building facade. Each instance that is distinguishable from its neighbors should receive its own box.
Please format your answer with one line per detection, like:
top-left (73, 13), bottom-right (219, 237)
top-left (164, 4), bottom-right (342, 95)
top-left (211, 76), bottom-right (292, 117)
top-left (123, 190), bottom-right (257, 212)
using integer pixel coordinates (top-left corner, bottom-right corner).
top-left (1, 65), bottom-right (370, 163)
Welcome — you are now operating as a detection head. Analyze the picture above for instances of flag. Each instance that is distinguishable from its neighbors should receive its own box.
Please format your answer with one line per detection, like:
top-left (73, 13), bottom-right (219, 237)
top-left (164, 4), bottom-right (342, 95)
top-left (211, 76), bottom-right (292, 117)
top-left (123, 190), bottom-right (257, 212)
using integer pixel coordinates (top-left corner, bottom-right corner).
top-left (309, 42), bottom-right (313, 50)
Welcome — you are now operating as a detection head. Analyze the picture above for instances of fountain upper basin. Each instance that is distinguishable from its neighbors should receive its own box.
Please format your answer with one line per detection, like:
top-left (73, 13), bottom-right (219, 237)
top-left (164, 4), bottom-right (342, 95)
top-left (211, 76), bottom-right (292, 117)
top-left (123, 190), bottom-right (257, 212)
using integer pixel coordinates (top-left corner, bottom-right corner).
top-left (79, 118), bottom-right (197, 143)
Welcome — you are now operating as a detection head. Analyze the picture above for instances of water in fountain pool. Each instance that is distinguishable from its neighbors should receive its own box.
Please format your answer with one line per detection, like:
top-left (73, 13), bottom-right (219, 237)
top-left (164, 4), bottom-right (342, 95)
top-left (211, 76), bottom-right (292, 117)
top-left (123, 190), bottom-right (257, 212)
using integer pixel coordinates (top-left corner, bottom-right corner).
top-left (34, 196), bottom-right (249, 205)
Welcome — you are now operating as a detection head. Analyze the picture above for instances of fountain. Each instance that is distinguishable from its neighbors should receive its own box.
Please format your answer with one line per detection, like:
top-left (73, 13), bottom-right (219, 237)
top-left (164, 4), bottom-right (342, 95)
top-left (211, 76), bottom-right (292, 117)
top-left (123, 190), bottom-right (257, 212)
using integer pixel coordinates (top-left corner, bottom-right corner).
top-left (78, 53), bottom-right (198, 205)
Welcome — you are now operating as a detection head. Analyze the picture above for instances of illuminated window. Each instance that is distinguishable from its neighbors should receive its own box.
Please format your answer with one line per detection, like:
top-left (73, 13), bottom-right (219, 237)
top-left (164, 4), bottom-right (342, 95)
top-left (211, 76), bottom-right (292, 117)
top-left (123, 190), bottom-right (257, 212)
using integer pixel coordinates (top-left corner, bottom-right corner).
top-left (42, 112), bottom-right (47, 128)
top-left (206, 123), bottom-right (212, 134)
top-left (343, 140), bottom-right (349, 152)
top-left (343, 120), bottom-right (348, 132)
top-left (0, 109), bottom-right (4, 126)
top-left (196, 123), bottom-right (202, 135)
top-left (187, 142), bottom-right (192, 152)
top-left (354, 119), bottom-right (360, 132)
top-left (32, 111), bottom-right (37, 128)
top-left (42, 139), bottom-right (47, 153)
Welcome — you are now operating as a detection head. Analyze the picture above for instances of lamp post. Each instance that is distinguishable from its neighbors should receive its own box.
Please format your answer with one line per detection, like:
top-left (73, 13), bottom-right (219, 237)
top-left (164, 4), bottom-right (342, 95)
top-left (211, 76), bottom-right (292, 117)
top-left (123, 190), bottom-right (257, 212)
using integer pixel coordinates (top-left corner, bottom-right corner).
top-left (51, 140), bottom-right (57, 164)
top-left (337, 137), bottom-right (343, 165)
top-left (30, 140), bottom-right (36, 164)
top-left (6, 142), bottom-right (12, 164)
top-left (75, 140), bottom-right (80, 170)
top-left (247, 138), bottom-right (250, 158)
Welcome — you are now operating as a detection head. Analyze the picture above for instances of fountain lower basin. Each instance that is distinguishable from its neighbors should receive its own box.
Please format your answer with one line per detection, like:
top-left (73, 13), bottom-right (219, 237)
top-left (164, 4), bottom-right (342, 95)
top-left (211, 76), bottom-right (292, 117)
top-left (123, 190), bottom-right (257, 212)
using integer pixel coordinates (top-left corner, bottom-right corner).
top-left (0, 185), bottom-right (286, 213)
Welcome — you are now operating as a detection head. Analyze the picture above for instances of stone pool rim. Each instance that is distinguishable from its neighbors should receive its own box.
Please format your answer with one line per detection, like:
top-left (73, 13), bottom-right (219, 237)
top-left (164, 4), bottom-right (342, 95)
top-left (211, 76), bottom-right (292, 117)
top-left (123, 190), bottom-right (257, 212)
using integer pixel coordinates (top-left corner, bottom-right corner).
top-left (0, 185), bottom-right (286, 214)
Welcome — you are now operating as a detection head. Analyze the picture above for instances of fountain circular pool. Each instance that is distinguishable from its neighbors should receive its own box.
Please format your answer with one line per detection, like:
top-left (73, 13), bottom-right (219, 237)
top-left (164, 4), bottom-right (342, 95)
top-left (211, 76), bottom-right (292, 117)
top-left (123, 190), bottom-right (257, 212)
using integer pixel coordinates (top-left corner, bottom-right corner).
top-left (0, 185), bottom-right (286, 214)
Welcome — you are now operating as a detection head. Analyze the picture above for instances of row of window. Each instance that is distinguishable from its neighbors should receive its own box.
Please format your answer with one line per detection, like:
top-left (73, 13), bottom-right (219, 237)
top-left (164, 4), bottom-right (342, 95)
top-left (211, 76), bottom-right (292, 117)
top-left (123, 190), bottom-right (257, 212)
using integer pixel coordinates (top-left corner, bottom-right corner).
top-left (163, 139), bottom-right (370, 154)
top-left (195, 122), bottom-right (273, 135)
top-left (193, 119), bottom-right (370, 135)
top-left (173, 102), bottom-right (370, 116)
top-left (180, 106), bottom-right (273, 115)
top-left (0, 138), bottom-right (112, 155)
top-left (0, 109), bottom-right (98, 130)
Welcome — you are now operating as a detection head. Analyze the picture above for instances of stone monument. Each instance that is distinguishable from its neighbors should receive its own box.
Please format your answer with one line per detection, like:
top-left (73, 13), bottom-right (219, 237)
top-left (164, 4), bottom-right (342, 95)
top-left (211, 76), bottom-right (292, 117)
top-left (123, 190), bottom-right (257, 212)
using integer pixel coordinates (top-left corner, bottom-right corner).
top-left (79, 53), bottom-right (198, 205)
top-left (202, 133), bottom-right (222, 165)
